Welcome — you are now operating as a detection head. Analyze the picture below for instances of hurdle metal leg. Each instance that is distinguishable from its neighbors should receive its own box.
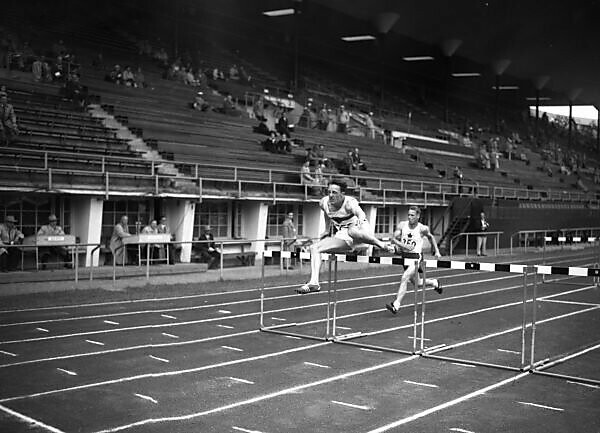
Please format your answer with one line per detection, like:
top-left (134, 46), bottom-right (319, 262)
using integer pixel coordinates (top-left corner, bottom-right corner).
top-left (420, 260), bottom-right (427, 353)
top-left (529, 270), bottom-right (538, 370)
top-left (520, 267), bottom-right (529, 370)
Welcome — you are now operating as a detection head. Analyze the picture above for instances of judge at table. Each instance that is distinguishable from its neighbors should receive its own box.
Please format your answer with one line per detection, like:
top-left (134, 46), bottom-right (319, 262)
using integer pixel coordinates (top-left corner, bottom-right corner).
top-left (37, 214), bottom-right (72, 269)
top-left (110, 215), bottom-right (131, 265)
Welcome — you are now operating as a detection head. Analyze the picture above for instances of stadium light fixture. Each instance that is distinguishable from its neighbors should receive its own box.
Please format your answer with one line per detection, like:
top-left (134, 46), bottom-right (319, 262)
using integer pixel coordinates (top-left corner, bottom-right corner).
top-left (341, 35), bottom-right (376, 42)
top-left (492, 85), bottom-right (519, 90)
top-left (451, 72), bottom-right (481, 77)
top-left (402, 56), bottom-right (435, 62)
top-left (263, 8), bottom-right (295, 17)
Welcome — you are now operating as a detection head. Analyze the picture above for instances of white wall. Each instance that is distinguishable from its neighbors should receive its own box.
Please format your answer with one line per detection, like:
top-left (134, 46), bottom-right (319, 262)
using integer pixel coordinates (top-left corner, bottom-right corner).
top-left (70, 197), bottom-right (103, 266)
top-left (241, 202), bottom-right (269, 256)
top-left (303, 202), bottom-right (324, 239)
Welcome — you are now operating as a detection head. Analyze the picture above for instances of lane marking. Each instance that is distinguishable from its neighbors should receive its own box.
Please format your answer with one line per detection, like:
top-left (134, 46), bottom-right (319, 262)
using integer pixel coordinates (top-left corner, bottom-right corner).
top-left (404, 380), bottom-right (439, 388)
top-left (218, 310), bottom-right (232, 314)
top-left (217, 324), bottom-right (235, 329)
top-left (366, 372), bottom-right (530, 432)
top-left (331, 400), bottom-right (371, 410)
top-left (451, 362), bottom-right (476, 368)
top-left (103, 320), bottom-right (119, 325)
top-left (427, 344), bottom-right (446, 351)
top-left (56, 368), bottom-right (77, 376)
top-left (0, 350), bottom-right (17, 357)
top-left (408, 336), bottom-right (431, 341)
top-left (221, 345), bottom-right (244, 352)
top-left (360, 348), bottom-right (382, 353)
top-left (539, 299), bottom-right (600, 307)
top-left (517, 401), bottom-right (564, 412)
top-left (336, 326), bottom-right (352, 330)
top-left (228, 377), bottom-right (254, 385)
top-left (232, 427), bottom-right (264, 433)
top-left (161, 332), bottom-right (179, 339)
top-left (160, 314), bottom-right (177, 320)
top-left (148, 355), bottom-right (169, 363)
top-left (134, 393), bottom-right (158, 404)
top-left (449, 428), bottom-right (476, 433)
top-left (0, 403), bottom-right (65, 433)
top-left (270, 317), bottom-right (287, 321)
top-left (85, 339), bottom-right (105, 346)
top-left (0, 342), bottom-right (328, 403)
top-left (36, 327), bottom-right (49, 332)
top-left (304, 361), bottom-right (330, 369)
top-left (497, 349), bottom-right (520, 354)
top-left (285, 336), bottom-right (302, 340)
top-left (567, 381), bottom-right (599, 389)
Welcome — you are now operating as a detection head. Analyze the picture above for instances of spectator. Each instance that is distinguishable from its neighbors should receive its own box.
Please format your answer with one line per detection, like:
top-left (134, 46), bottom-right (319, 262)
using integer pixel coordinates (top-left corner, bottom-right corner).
top-left (350, 147), bottom-right (367, 171)
top-left (476, 212), bottom-right (490, 256)
top-left (0, 91), bottom-right (18, 145)
top-left (0, 215), bottom-right (24, 272)
top-left (326, 108), bottom-right (337, 132)
top-left (65, 74), bottom-right (87, 108)
top-left (276, 111), bottom-right (291, 136)
top-left (109, 215), bottom-right (131, 265)
top-left (453, 166), bottom-right (464, 193)
top-left (341, 150), bottom-right (354, 176)
top-left (575, 176), bottom-right (588, 192)
top-left (192, 91), bottom-right (209, 112)
top-left (106, 64), bottom-right (123, 84)
top-left (229, 64), bottom-right (240, 80)
top-left (197, 225), bottom-right (220, 269)
top-left (52, 39), bottom-right (67, 57)
top-left (32, 57), bottom-right (43, 82)
top-left (300, 160), bottom-right (315, 184)
top-left (262, 131), bottom-right (278, 153)
top-left (37, 214), bottom-right (72, 269)
top-left (212, 68), bottom-right (225, 80)
top-left (122, 66), bottom-right (136, 87)
top-left (365, 112), bottom-right (375, 139)
top-left (318, 105), bottom-right (328, 130)
top-left (479, 146), bottom-right (491, 170)
top-left (276, 132), bottom-right (292, 154)
top-left (141, 219), bottom-right (160, 262)
top-left (593, 167), bottom-right (600, 185)
top-left (315, 163), bottom-right (328, 189)
top-left (135, 67), bottom-right (147, 88)
top-left (158, 216), bottom-right (175, 264)
top-left (315, 144), bottom-right (330, 168)
top-left (338, 105), bottom-right (350, 133)
top-left (218, 94), bottom-right (241, 117)
top-left (281, 212), bottom-right (297, 270)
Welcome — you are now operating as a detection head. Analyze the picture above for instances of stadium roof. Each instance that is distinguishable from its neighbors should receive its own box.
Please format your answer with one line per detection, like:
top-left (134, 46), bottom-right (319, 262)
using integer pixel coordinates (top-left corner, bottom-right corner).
top-left (312, 0), bottom-right (600, 106)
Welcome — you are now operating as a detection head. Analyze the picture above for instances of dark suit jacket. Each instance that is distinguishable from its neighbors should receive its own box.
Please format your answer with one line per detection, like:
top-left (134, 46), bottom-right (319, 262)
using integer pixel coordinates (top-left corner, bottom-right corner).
top-left (198, 232), bottom-right (216, 252)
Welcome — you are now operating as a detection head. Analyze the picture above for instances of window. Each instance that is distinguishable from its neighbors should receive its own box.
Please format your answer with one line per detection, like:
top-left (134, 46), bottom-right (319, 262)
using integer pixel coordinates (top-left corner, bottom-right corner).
top-left (194, 202), bottom-right (230, 238)
top-left (1, 196), bottom-right (69, 237)
top-left (375, 206), bottom-right (392, 235)
top-left (102, 199), bottom-right (153, 241)
top-left (267, 204), bottom-right (303, 238)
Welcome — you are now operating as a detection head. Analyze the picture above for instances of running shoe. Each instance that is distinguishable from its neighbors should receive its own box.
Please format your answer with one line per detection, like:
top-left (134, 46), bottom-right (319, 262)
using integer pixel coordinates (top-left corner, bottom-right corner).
top-left (385, 302), bottom-right (398, 314)
top-left (434, 279), bottom-right (443, 294)
top-left (296, 283), bottom-right (321, 294)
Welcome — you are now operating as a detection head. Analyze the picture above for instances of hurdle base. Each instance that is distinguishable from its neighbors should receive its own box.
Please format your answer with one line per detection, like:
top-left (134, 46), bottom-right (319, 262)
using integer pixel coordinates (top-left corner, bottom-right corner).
top-left (261, 327), bottom-right (328, 342)
top-left (333, 338), bottom-right (420, 356)
top-left (530, 370), bottom-right (600, 387)
top-left (421, 353), bottom-right (525, 372)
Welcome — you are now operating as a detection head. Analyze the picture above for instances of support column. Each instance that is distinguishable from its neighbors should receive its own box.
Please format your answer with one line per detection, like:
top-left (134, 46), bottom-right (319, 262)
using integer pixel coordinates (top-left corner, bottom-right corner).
top-left (70, 197), bottom-right (103, 267)
top-left (163, 199), bottom-right (195, 263)
top-left (241, 202), bottom-right (269, 257)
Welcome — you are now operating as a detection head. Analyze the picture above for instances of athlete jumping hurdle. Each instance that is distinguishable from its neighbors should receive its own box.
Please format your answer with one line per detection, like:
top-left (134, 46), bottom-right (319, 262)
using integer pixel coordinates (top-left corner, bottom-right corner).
top-left (297, 179), bottom-right (395, 294)
top-left (386, 206), bottom-right (443, 314)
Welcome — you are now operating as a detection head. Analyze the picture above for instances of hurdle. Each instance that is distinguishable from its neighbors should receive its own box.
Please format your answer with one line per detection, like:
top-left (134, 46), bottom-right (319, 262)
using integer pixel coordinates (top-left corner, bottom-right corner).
top-left (259, 250), bottom-right (332, 341)
top-left (541, 235), bottom-right (600, 285)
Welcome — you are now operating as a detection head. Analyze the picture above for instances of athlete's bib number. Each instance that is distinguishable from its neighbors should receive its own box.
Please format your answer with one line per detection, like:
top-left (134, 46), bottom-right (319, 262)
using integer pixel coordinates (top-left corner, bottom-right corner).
top-left (400, 236), bottom-right (416, 251)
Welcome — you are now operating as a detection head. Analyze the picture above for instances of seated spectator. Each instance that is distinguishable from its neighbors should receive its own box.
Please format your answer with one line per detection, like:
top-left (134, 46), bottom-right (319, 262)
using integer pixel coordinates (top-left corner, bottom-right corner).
top-left (326, 108), bottom-right (337, 132)
top-left (253, 120), bottom-right (270, 136)
top-left (217, 94), bottom-right (241, 117)
top-left (192, 91), bottom-right (209, 112)
top-left (122, 66), bottom-right (136, 87)
top-left (276, 111), bottom-right (292, 137)
top-left (315, 163), bottom-right (328, 188)
top-left (105, 64), bottom-right (123, 84)
top-left (37, 214), bottom-right (72, 269)
top-left (212, 68), bottom-right (225, 80)
top-left (196, 225), bottom-right (220, 269)
top-left (301, 160), bottom-right (320, 194)
top-left (253, 95), bottom-right (266, 122)
top-left (479, 146), bottom-right (491, 170)
top-left (318, 105), bottom-right (328, 130)
top-left (65, 74), bottom-right (88, 108)
top-left (350, 147), bottom-right (367, 171)
top-left (338, 105), bottom-right (350, 133)
top-left (0, 215), bottom-right (24, 272)
top-left (315, 144), bottom-right (330, 168)
top-left (593, 167), bottom-right (600, 185)
top-left (262, 131), bottom-right (278, 153)
top-left (365, 112), bottom-right (375, 139)
top-left (239, 65), bottom-right (251, 83)
top-left (32, 57), bottom-right (43, 82)
top-left (0, 91), bottom-right (19, 145)
top-left (135, 67), bottom-right (147, 88)
top-left (229, 64), bottom-right (240, 80)
top-left (276, 132), bottom-right (292, 154)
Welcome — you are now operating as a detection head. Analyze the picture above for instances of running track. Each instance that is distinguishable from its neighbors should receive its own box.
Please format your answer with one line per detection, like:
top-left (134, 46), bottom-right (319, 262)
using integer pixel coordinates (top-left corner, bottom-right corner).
top-left (0, 248), bottom-right (599, 432)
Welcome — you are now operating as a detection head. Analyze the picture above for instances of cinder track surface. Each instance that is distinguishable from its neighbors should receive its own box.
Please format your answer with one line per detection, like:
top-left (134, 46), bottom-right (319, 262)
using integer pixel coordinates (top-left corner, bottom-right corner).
top-left (0, 249), bottom-right (599, 432)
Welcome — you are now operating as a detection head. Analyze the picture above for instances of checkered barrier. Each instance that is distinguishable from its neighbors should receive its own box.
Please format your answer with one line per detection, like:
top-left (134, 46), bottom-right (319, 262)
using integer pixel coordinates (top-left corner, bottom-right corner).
top-left (545, 236), bottom-right (597, 243)
top-left (262, 250), bottom-right (600, 276)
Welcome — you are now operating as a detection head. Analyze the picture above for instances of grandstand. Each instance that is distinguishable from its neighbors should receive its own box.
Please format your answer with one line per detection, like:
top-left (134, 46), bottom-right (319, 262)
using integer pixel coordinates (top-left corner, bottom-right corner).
top-left (0, 0), bottom-right (599, 271)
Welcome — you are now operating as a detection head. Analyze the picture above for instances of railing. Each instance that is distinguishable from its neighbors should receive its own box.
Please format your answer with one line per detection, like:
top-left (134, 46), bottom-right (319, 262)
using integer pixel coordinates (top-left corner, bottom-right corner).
top-left (1, 146), bottom-right (599, 206)
top-left (509, 227), bottom-right (600, 255)
top-left (449, 231), bottom-right (503, 258)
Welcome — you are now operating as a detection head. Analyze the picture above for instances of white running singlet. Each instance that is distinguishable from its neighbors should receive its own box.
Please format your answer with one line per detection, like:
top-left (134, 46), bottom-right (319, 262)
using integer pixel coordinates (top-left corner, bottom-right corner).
top-left (396, 221), bottom-right (425, 254)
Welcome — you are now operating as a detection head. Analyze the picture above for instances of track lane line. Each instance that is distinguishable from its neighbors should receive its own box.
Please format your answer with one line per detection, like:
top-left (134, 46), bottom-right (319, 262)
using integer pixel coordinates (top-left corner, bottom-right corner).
top-left (0, 403), bottom-right (65, 433)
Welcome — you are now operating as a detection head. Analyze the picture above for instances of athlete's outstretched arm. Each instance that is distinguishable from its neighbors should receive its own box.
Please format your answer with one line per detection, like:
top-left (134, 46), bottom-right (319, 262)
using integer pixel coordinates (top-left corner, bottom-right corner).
top-left (423, 225), bottom-right (442, 258)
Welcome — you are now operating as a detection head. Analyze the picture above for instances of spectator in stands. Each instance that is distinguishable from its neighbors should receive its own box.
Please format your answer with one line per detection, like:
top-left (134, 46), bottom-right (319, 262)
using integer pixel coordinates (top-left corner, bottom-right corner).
top-left (315, 144), bottom-right (330, 168)
top-left (0, 91), bottom-right (18, 145)
top-left (229, 64), bottom-right (240, 80)
top-left (52, 40), bottom-right (67, 58)
top-left (122, 66), bottom-right (136, 87)
top-left (37, 214), bottom-right (72, 269)
top-left (253, 95), bottom-right (266, 122)
top-left (276, 132), bottom-right (292, 154)
top-left (315, 163), bottom-right (328, 190)
top-left (351, 148), bottom-right (367, 171)
top-left (109, 215), bottom-right (131, 265)
top-left (217, 94), bottom-right (241, 117)
top-left (197, 225), bottom-right (220, 269)
top-left (365, 112), bottom-right (375, 139)
top-left (0, 215), bottom-right (24, 272)
top-left (262, 131), bottom-right (278, 153)
top-left (479, 145), bottom-right (491, 170)
top-left (282, 212), bottom-right (297, 270)
top-left (135, 67), bottom-right (147, 88)
top-left (301, 160), bottom-right (315, 184)
top-left (341, 150), bottom-right (354, 175)
top-left (453, 166), bottom-right (464, 193)
top-left (575, 176), bottom-right (588, 192)
top-left (276, 111), bottom-right (291, 137)
top-left (338, 105), bottom-right (350, 133)
top-left (32, 56), bottom-right (43, 82)
top-left (318, 105), bottom-right (328, 130)
top-left (106, 64), bottom-right (123, 85)
top-left (65, 74), bottom-right (87, 108)
top-left (326, 108), bottom-right (337, 132)
top-left (158, 216), bottom-right (175, 264)
top-left (192, 91), bottom-right (209, 112)
top-left (212, 68), bottom-right (225, 81)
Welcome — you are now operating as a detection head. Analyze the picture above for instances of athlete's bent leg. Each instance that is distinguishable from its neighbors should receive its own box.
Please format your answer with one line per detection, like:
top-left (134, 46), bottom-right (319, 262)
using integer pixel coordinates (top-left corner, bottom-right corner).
top-left (298, 237), bottom-right (349, 293)
top-left (387, 264), bottom-right (417, 313)
top-left (348, 223), bottom-right (393, 252)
